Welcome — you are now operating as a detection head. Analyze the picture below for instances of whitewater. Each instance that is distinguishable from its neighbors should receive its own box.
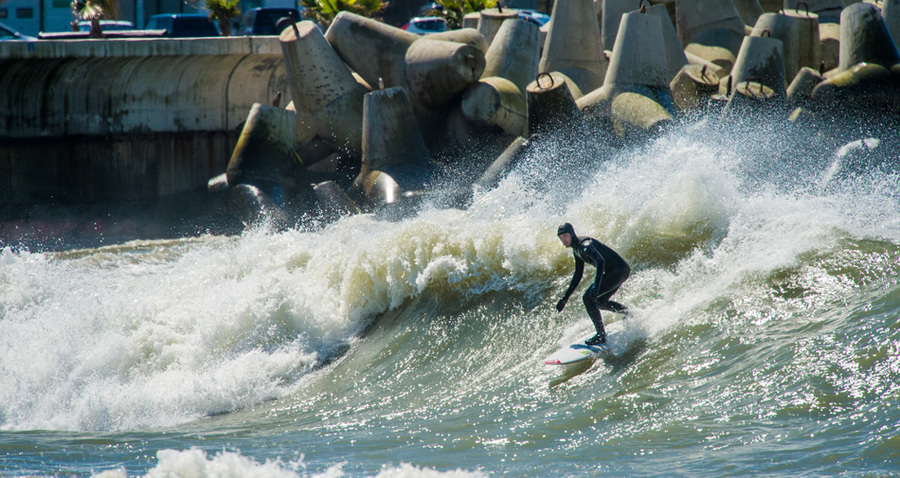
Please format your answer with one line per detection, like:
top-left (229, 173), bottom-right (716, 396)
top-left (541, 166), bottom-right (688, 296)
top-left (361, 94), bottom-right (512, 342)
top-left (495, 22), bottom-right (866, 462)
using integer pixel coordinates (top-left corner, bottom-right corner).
top-left (1, 118), bottom-right (899, 477)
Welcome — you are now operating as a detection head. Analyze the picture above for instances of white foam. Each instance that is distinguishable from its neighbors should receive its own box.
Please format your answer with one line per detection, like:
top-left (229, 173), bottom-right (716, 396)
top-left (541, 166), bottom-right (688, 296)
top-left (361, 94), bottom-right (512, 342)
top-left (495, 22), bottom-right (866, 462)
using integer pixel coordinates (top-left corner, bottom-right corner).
top-left (2, 121), bottom-right (897, 433)
top-left (91, 448), bottom-right (489, 478)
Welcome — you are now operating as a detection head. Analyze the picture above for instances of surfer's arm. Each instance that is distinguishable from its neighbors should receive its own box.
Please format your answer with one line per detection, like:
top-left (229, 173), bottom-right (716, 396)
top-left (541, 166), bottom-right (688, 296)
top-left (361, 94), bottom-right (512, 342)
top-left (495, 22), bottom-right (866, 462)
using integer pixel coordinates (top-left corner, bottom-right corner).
top-left (557, 258), bottom-right (584, 311)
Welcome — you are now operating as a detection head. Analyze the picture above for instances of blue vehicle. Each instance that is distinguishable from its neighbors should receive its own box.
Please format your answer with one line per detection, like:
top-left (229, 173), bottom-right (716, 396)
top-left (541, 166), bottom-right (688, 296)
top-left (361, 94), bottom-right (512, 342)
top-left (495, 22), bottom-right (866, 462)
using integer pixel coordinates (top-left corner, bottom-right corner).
top-left (517, 9), bottom-right (550, 26)
top-left (0, 22), bottom-right (37, 40)
top-left (239, 7), bottom-right (303, 35)
top-left (77, 20), bottom-right (135, 32)
top-left (145, 14), bottom-right (220, 37)
top-left (401, 16), bottom-right (448, 35)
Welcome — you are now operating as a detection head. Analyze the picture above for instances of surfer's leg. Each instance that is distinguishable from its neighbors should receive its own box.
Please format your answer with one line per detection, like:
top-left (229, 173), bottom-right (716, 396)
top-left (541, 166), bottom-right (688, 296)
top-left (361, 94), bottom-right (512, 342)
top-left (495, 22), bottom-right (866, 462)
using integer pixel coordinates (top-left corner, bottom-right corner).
top-left (596, 270), bottom-right (629, 315)
top-left (599, 301), bottom-right (629, 314)
top-left (583, 286), bottom-right (607, 344)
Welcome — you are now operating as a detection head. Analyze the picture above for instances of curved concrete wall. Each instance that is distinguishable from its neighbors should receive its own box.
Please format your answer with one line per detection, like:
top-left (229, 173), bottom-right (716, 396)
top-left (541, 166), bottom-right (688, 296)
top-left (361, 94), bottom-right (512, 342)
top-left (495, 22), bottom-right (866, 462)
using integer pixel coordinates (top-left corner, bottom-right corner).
top-left (0, 37), bottom-right (288, 137)
top-left (0, 37), bottom-right (289, 205)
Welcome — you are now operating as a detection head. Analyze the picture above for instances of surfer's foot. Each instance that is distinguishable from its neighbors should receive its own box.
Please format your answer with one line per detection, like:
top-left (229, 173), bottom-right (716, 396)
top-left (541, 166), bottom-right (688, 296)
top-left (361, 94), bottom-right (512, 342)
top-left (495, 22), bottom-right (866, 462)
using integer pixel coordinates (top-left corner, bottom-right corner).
top-left (585, 334), bottom-right (606, 346)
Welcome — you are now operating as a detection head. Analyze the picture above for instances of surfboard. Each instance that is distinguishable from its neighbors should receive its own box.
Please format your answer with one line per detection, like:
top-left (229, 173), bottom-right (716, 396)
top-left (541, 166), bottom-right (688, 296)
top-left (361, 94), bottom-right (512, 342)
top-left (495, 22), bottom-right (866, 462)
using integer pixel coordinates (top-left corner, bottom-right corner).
top-left (543, 340), bottom-right (609, 365)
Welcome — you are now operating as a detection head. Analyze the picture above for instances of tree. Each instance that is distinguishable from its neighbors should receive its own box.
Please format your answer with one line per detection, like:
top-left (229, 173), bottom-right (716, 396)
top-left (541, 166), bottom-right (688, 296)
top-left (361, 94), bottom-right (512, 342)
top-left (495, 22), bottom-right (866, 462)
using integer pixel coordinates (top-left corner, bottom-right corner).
top-left (70, 0), bottom-right (118, 38)
top-left (426, 0), bottom-right (496, 29)
top-left (203, 0), bottom-right (241, 36)
top-left (300, 0), bottom-right (387, 28)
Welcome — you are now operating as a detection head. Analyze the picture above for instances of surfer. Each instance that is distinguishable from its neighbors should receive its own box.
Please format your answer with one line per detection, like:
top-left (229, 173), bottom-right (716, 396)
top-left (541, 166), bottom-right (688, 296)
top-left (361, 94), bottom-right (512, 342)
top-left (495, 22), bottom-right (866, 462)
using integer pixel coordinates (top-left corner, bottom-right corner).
top-left (555, 223), bottom-right (630, 346)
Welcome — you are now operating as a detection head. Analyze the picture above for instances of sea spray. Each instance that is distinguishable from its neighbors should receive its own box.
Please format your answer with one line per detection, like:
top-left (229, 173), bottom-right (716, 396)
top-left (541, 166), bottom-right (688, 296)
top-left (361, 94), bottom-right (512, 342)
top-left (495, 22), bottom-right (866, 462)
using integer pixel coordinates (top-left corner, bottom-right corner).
top-left (1, 119), bottom-right (899, 476)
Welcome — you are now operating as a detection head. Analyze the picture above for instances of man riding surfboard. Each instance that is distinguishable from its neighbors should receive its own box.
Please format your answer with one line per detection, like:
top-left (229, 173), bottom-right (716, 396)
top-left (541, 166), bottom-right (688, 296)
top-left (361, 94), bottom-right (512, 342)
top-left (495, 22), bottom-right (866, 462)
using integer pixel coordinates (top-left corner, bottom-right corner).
top-left (556, 223), bottom-right (631, 345)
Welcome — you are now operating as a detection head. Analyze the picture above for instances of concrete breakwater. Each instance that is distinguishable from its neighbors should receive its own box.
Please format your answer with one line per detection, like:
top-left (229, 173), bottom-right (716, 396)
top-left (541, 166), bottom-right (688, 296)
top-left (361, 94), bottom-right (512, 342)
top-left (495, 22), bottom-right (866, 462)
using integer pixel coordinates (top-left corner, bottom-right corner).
top-left (222, 2), bottom-right (899, 228)
top-left (2, 0), bottom-right (899, 229)
top-left (0, 37), bottom-right (288, 207)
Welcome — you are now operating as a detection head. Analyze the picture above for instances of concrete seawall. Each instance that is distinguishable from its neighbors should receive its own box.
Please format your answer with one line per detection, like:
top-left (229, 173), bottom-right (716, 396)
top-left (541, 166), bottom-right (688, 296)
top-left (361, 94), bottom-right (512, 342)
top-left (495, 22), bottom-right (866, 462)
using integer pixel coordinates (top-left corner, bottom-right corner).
top-left (0, 37), bottom-right (289, 206)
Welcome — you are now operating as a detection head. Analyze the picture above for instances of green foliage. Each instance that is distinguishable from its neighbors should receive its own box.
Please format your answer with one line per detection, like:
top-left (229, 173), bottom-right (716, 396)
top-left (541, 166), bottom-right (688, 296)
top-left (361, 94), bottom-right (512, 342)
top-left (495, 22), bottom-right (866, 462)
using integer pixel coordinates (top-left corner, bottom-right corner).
top-left (203, 0), bottom-right (241, 36)
top-left (70, 0), bottom-right (118, 37)
top-left (426, 0), bottom-right (496, 29)
top-left (300, 0), bottom-right (386, 28)
top-left (70, 0), bottom-right (118, 22)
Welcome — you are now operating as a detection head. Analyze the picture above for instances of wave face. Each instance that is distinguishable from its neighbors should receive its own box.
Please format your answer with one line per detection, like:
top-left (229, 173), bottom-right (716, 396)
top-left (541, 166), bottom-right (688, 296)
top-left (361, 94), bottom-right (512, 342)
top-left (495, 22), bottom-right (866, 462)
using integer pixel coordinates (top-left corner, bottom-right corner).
top-left (1, 120), bottom-right (899, 476)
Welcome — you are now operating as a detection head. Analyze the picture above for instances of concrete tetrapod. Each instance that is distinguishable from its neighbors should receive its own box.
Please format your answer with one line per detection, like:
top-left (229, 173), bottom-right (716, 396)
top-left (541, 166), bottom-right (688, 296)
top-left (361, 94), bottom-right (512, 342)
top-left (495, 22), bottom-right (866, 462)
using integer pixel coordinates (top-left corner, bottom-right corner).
top-left (226, 103), bottom-right (302, 191)
top-left (676, 0), bottom-right (746, 46)
top-left (722, 81), bottom-right (785, 119)
top-left (721, 31), bottom-right (790, 119)
top-left (646, 3), bottom-right (689, 83)
top-left (437, 101), bottom-right (519, 166)
top-left (313, 180), bottom-right (362, 222)
top-left (405, 37), bottom-right (486, 107)
top-left (758, 0), bottom-right (781, 12)
top-left (733, 0), bottom-right (764, 27)
top-left (791, 0), bottom-right (843, 72)
top-left (324, 11), bottom-right (418, 92)
top-left (482, 18), bottom-right (541, 93)
top-left (473, 136), bottom-right (533, 191)
top-left (818, 22), bottom-right (840, 73)
top-left (461, 76), bottom-right (528, 137)
top-left (527, 73), bottom-right (587, 137)
top-left (477, 8), bottom-right (520, 46)
top-left (609, 11), bottom-right (676, 137)
top-left (885, 0), bottom-right (900, 51)
top-left (670, 64), bottom-right (721, 113)
top-left (601, 0), bottom-right (641, 52)
top-left (580, 10), bottom-right (675, 140)
top-left (428, 28), bottom-right (491, 54)
top-left (280, 20), bottom-right (368, 159)
top-left (604, 11), bottom-right (670, 90)
top-left (463, 12), bottom-right (481, 29)
top-left (525, 73), bottom-right (605, 165)
top-left (540, 0), bottom-right (608, 93)
top-left (227, 183), bottom-right (290, 229)
top-left (751, 13), bottom-right (801, 84)
top-left (786, 66), bottom-right (824, 109)
top-left (676, 0), bottom-right (746, 74)
top-left (533, 71), bottom-right (584, 100)
top-left (730, 35), bottom-right (787, 98)
top-left (806, 61), bottom-right (900, 154)
top-left (683, 30), bottom-right (745, 77)
top-left (838, 2), bottom-right (900, 72)
top-left (353, 87), bottom-right (432, 207)
top-left (781, 8), bottom-right (821, 73)
top-left (811, 63), bottom-right (900, 119)
top-left (784, 0), bottom-right (842, 22)
top-left (610, 92), bottom-right (675, 138)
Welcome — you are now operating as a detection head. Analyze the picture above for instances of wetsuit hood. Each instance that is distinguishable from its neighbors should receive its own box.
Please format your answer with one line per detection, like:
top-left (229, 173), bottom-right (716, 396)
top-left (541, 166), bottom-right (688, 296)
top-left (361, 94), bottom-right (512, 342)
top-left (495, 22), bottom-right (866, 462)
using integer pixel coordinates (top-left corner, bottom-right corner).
top-left (557, 223), bottom-right (577, 242)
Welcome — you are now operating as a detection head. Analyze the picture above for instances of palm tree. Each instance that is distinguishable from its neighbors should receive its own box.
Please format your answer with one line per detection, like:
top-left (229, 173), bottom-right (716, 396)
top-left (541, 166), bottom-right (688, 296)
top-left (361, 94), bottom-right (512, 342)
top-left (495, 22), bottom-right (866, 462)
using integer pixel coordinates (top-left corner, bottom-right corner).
top-left (70, 0), bottom-right (118, 38)
top-left (300, 0), bottom-right (386, 28)
top-left (426, 0), bottom-right (496, 30)
top-left (203, 0), bottom-right (241, 36)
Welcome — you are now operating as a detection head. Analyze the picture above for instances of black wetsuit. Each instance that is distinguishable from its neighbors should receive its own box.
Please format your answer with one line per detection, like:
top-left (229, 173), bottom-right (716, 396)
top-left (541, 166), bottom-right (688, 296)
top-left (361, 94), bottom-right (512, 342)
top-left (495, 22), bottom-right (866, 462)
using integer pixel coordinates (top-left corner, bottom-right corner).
top-left (558, 235), bottom-right (631, 343)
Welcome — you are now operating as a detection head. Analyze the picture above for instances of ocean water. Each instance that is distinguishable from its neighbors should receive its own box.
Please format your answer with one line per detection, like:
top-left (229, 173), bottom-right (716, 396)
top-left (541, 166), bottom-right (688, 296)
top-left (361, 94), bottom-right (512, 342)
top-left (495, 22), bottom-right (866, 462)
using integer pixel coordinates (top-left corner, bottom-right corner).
top-left (2, 119), bottom-right (899, 477)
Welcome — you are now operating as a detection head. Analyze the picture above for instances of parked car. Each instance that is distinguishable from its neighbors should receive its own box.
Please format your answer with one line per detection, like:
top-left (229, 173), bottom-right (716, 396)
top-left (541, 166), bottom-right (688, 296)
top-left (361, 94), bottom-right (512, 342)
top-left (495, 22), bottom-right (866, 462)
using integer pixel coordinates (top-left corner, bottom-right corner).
top-left (0, 22), bottom-right (37, 41)
top-left (239, 7), bottom-right (303, 35)
top-left (145, 14), bottom-right (220, 37)
top-left (517, 10), bottom-right (550, 26)
top-left (77, 20), bottom-right (136, 32)
top-left (401, 16), bottom-right (448, 35)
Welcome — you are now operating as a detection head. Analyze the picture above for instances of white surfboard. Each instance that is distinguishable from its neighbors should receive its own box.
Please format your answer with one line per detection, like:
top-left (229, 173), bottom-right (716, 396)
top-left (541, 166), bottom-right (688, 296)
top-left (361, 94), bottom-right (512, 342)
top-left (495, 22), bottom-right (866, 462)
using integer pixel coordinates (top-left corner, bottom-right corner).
top-left (543, 340), bottom-right (609, 365)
